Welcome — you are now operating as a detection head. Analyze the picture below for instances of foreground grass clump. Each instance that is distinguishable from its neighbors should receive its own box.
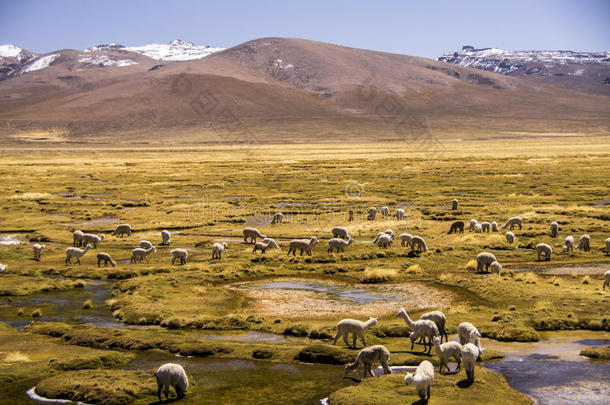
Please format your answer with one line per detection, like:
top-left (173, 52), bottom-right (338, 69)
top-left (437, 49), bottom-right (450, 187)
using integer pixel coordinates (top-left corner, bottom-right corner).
top-left (36, 370), bottom-right (155, 405)
top-left (580, 346), bottom-right (610, 359)
top-left (329, 367), bottom-right (531, 405)
top-left (295, 344), bottom-right (355, 365)
top-left (361, 268), bottom-right (397, 283)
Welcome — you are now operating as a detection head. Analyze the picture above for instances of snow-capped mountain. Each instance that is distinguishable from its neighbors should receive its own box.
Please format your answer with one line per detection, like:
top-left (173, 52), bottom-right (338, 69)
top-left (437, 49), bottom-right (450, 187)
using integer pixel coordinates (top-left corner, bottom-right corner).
top-left (0, 44), bottom-right (38, 80)
top-left (85, 39), bottom-right (225, 61)
top-left (439, 46), bottom-right (610, 96)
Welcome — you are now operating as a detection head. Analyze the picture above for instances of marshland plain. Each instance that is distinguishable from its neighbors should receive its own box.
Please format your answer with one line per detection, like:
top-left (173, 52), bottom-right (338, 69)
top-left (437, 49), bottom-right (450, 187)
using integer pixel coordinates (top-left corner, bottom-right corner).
top-left (1, 137), bottom-right (609, 404)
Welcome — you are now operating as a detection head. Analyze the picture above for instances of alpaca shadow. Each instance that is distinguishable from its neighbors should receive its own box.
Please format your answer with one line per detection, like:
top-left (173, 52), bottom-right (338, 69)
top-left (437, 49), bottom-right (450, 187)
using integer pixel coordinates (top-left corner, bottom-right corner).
top-left (343, 376), bottom-right (362, 383)
top-left (439, 369), bottom-right (460, 375)
top-left (411, 398), bottom-right (428, 405)
top-left (406, 251), bottom-right (421, 258)
top-left (457, 379), bottom-right (474, 388)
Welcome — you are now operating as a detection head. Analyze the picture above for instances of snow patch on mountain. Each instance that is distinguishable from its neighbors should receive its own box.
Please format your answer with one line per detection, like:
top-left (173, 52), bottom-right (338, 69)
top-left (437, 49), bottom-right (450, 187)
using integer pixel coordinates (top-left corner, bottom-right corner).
top-left (0, 44), bottom-right (23, 58)
top-left (78, 55), bottom-right (138, 67)
top-left (274, 59), bottom-right (294, 70)
top-left (124, 39), bottom-right (224, 61)
top-left (23, 54), bottom-right (59, 73)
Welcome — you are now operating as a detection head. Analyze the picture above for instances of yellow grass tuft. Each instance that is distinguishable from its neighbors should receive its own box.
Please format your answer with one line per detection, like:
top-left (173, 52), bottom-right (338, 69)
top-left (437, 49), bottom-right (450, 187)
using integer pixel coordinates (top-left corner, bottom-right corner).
top-left (3, 352), bottom-right (31, 363)
top-left (464, 260), bottom-right (477, 272)
top-left (361, 268), bottom-right (397, 283)
top-left (581, 276), bottom-right (590, 284)
top-left (83, 300), bottom-right (93, 310)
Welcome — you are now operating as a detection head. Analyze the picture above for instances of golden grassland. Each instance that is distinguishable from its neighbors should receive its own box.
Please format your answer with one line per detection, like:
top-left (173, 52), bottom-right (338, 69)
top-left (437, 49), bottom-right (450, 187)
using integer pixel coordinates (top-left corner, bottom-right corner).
top-left (0, 137), bottom-right (609, 404)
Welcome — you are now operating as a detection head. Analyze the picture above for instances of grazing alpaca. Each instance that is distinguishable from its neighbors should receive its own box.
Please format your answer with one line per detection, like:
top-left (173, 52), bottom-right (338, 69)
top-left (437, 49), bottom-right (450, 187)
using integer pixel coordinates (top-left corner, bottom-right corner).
top-left (433, 337), bottom-right (462, 374)
top-left (65, 244), bottom-right (94, 265)
top-left (161, 230), bottom-right (171, 245)
top-left (348, 209), bottom-right (354, 221)
top-left (462, 343), bottom-right (480, 382)
top-left (563, 235), bottom-right (574, 253)
top-left (396, 308), bottom-right (438, 354)
top-left (32, 244), bottom-right (45, 261)
top-left (536, 243), bottom-right (552, 261)
top-left (451, 199), bottom-right (458, 210)
top-left (395, 208), bottom-right (407, 220)
top-left (501, 216), bottom-right (523, 230)
top-left (400, 233), bottom-right (413, 247)
top-left (271, 212), bottom-right (283, 224)
top-left (550, 221), bottom-right (560, 237)
top-left (603, 270), bottom-right (610, 291)
top-left (243, 227), bottom-right (265, 243)
top-left (155, 363), bottom-right (189, 401)
top-left (333, 317), bottom-right (378, 348)
top-left (367, 207), bottom-right (377, 220)
top-left (410, 236), bottom-right (427, 253)
top-left (287, 237), bottom-right (319, 256)
top-left (404, 360), bottom-right (434, 402)
top-left (96, 252), bottom-right (116, 267)
top-left (575, 234), bottom-right (591, 252)
top-left (170, 248), bottom-right (188, 265)
top-left (112, 224), bottom-right (132, 237)
top-left (331, 226), bottom-right (351, 240)
top-left (448, 221), bottom-right (464, 234)
top-left (253, 238), bottom-right (280, 254)
top-left (345, 345), bottom-right (391, 379)
top-left (211, 242), bottom-right (227, 260)
top-left (476, 252), bottom-right (497, 273)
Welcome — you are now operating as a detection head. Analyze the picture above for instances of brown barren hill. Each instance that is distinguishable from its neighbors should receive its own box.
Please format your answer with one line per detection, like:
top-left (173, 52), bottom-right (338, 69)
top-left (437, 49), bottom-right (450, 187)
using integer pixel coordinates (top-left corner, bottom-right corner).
top-left (0, 37), bottom-right (608, 145)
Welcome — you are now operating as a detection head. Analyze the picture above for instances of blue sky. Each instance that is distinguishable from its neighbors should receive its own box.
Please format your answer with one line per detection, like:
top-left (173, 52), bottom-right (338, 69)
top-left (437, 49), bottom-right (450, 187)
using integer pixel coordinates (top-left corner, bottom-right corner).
top-left (1, 0), bottom-right (608, 58)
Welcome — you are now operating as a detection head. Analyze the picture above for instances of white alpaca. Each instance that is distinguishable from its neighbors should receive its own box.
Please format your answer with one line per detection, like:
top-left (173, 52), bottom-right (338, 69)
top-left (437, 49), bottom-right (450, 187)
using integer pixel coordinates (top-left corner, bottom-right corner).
top-left (243, 227), bottom-right (265, 243)
top-left (380, 206), bottom-right (390, 216)
top-left (171, 248), bottom-right (188, 265)
top-left (563, 235), bottom-right (574, 253)
top-left (480, 222), bottom-right (491, 232)
top-left (575, 234), bottom-right (591, 252)
top-left (0, 264), bottom-right (6, 272)
top-left (400, 233), bottom-right (413, 247)
top-left (155, 363), bottom-right (189, 401)
top-left (287, 237), bottom-right (319, 256)
top-left (73, 230), bottom-right (84, 246)
top-left (396, 308), bottom-right (438, 354)
top-left (82, 233), bottom-right (104, 248)
top-left (345, 345), bottom-right (391, 379)
top-left (404, 360), bottom-right (434, 401)
top-left (420, 311), bottom-right (448, 343)
top-left (476, 252), bottom-right (497, 273)
top-left (457, 322), bottom-right (482, 353)
top-left (253, 238), bottom-right (280, 254)
top-left (161, 230), bottom-right (171, 245)
top-left (433, 337), bottom-right (462, 373)
top-left (96, 252), bottom-right (116, 267)
top-left (395, 208), bottom-right (407, 220)
top-left (451, 199), bottom-right (459, 211)
top-left (603, 270), bottom-right (610, 291)
top-left (333, 317), bottom-right (378, 348)
top-left (384, 229), bottom-right (395, 241)
top-left (474, 223), bottom-right (483, 233)
top-left (501, 216), bottom-right (523, 230)
top-left (536, 243), bottom-right (552, 261)
top-left (271, 212), bottom-right (284, 224)
top-left (491, 221), bottom-right (499, 232)
top-left (112, 224), bottom-right (132, 237)
top-left (130, 245), bottom-right (156, 263)
top-left (462, 343), bottom-right (480, 382)
top-left (469, 219), bottom-right (478, 232)
top-left (505, 231), bottom-right (515, 244)
top-left (374, 233), bottom-right (392, 248)
top-left (139, 240), bottom-right (154, 250)
top-left (32, 244), bottom-right (45, 261)
top-left (606, 238), bottom-right (610, 256)
top-left (367, 207), bottom-right (377, 220)
top-left (410, 236), bottom-right (427, 252)
top-left (490, 261), bottom-right (502, 274)
top-left (331, 226), bottom-right (351, 240)
top-left (550, 221), bottom-right (560, 237)
top-left (211, 242), bottom-right (227, 260)
top-left (65, 244), bottom-right (93, 265)
top-left (328, 237), bottom-right (355, 254)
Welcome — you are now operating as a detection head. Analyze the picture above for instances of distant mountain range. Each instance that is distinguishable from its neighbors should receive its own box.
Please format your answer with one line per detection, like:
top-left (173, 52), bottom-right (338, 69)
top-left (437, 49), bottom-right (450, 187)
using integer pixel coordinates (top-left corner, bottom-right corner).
top-left (0, 38), bottom-right (608, 145)
top-left (439, 46), bottom-right (610, 97)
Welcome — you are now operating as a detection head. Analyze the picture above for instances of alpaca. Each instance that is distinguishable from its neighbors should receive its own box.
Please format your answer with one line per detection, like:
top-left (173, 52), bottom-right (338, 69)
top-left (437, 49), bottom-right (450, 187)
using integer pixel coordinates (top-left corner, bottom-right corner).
top-left (480, 222), bottom-right (491, 232)
top-left (575, 234), bottom-right (591, 252)
top-left (374, 233), bottom-right (392, 248)
top-left (161, 230), bottom-right (171, 245)
top-left (476, 252), bottom-right (497, 273)
top-left (82, 233), bottom-right (104, 248)
top-left (155, 363), bottom-right (189, 401)
top-left (410, 236), bottom-right (427, 253)
top-left (253, 238), bottom-right (280, 254)
top-left (550, 221), bottom-right (560, 238)
top-left (462, 343), bottom-right (480, 382)
top-left (73, 230), bottom-right (84, 246)
top-left (396, 308), bottom-right (438, 354)
top-left (469, 219), bottom-right (478, 232)
top-left (112, 224), bottom-right (132, 237)
top-left (211, 242), bottom-right (227, 260)
top-left (65, 244), bottom-right (94, 265)
top-left (287, 237), bottom-right (319, 256)
top-left (606, 238), bottom-right (610, 256)
top-left (433, 337), bottom-right (462, 374)
top-left (536, 243), bottom-right (552, 261)
top-left (457, 322), bottom-right (482, 354)
top-left (130, 245), bottom-right (156, 263)
top-left (384, 229), bottom-right (395, 241)
top-left (367, 207), bottom-right (377, 220)
top-left (333, 317), bottom-right (378, 348)
top-left (348, 209), bottom-right (354, 221)
top-left (271, 212), bottom-right (284, 224)
top-left (171, 248), bottom-right (188, 265)
top-left (420, 311), bottom-right (449, 343)
top-left (563, 235), bottom-right (574, 253)
top-left (603, 270), bottom-right (610, 291)
top-left (505, 231), bottom-right (515, 244)
top-left (345, 345), bottom-right (391, 379)
top-left (490, 261), bottom-right (502, 274)
top-left (474, 223), bottom-right (483, 233)
top-left (32, 244), bottom-right (45, 261)
top-left (96, 252), bottom-right (116, 267)
top-left (139, 240), bottom-right (154, 250)
top-left (400, 233), bottom-right (413, 247)
top-left (331, 226), bottom-right (351, 240)
top-left (448, 221), bottom-right (464, 234)
top-left (328, 237), bottom-right (355, 254)
top-left (380, 206), bottom-right (390, 216)
top-left (451, 199), bottom-right (459, 211)
top-left (491, 221), bottom-right (499, 232)
top-left (501, 216), bottom-right (523, 230)
top-left (395, 208), bottom-right (407, 220)
top-left (243, 227), bottom-right (265, 243)
top-left (404, 360), bottom-right (434, 401)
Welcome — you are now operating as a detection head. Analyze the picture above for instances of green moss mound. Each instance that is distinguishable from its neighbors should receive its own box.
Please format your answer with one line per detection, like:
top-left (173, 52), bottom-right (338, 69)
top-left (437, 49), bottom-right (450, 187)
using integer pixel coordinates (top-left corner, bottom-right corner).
top-left (580, 346), bottom-right (610, 359)
top-left (296, 344), bottom-right (356, 365)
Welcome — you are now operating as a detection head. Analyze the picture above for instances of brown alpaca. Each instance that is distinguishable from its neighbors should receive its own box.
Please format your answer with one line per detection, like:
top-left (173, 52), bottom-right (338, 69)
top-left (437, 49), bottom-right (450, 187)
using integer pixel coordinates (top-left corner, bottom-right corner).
top-left (448, 221), bottom-right (464, 234)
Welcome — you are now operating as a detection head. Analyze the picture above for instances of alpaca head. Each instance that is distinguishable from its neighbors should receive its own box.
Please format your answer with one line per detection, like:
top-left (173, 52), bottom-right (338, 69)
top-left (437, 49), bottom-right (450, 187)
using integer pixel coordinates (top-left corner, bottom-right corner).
top-left (222, 242), bottom-right (227, 248)
top-left (433, 336), bottom-right (442, 346)
top-left (404, 372), bottom-right (414, 385)
top-left (151, 246), bottom-right (157, 253)
top-left (310, 237), bottom-right (319, 246)
top-left (100, 234), bottom-right (105, 241)
top-left (84, 244), bottom-right (94, 250)
top-left (367, 317), bottom-right (377, 326)
top-left (396, 308), bottom-right (406, 318)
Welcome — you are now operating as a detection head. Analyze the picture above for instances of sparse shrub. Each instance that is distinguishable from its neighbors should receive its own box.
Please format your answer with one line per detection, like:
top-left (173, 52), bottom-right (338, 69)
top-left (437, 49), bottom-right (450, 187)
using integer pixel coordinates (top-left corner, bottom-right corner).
top-left (82, 300), bottom-right (93, 309)
top-left (161, 318), bottom-right (183, 329)
top-left (582, 276), bottom-right (590, 285)
top-left (17, 308), bottom-right (24, 316)
top-left (31, 309), bottom-right (42, 318)
top-left (283, 324), bottom-right (308, 337)
top-left (309, 329), bottom-right (333, 339)
top-left (508, 305), bottom-right (517, 311)
top-left (295, 344), bottom-right (355, 365)
top-left (405, 264), bottom-right (422, 274)
top-left (361, 268), bottom-right (396, 283)
top-left (252, 349), bottom-right (273, 359)
top-left (588, 320), bottom-right (603, 331)
top-left (464, 260), bottom-right (477, 272)
top-left (523, 273), bottom-right (538, 284)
